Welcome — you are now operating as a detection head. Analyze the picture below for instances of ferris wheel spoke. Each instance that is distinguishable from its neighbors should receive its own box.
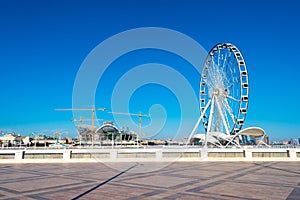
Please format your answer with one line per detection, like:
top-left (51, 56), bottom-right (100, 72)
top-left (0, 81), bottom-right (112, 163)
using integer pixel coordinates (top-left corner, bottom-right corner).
top-left (226, 77), bottom-right (240, 90)
top-left (223, 54), bottom-right (233, 85)
top-left (207, 63), bottom-right (217, 89)
top-left (226, 61), bottom-right (237, 87)
top-left (206, 64), bottom-right (215, 88)
top-left (226, 61), bottom-right (237, 79)
top-left (224, 51), bottom-right (232, 72)
top-left (206, 68), bottom-right (214, 86)
top-left (215, 97), bottom-right (230, 135)
top-left (221, 49), bottom-right (229, 71)
top-left (206, 81), bottom-right (214, 91)
top-left (222, 101), bottom-right (232, 135)
top-left (227, 95), bottom-right (240, 102)
top-left (222, 97), bottom-right (236, 124)
top-left (206, 77), bottom-right (214, 91)
top-left (217, 47), bottom-right (220, 67)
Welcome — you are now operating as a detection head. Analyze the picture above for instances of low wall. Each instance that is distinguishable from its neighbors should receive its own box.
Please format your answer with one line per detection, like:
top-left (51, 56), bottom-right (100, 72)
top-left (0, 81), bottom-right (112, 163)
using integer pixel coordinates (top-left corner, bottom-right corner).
top-left (0, 147), bottom-right (299, 162)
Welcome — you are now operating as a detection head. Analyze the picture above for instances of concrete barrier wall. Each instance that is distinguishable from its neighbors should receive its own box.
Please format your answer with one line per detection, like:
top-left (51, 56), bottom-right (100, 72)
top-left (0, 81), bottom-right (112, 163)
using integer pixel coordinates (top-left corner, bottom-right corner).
top-left (24, 153), bottom-right (63, 159)
top-left (0, 153), bottom-right (15, 159)
top-left (252, 152), bottom-right (287, 158)
top-left (208, 152), bottom-right (244, 158)
top-left (0, 148), bottom-right (299, 162)
top-left (117, 152), bottom-right (156, 158)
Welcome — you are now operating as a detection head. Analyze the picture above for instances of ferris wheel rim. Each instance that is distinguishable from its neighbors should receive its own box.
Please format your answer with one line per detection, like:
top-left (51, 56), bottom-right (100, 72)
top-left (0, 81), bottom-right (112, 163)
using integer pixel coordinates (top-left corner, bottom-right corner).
top-left (199, 43), bottom-right (249, 135)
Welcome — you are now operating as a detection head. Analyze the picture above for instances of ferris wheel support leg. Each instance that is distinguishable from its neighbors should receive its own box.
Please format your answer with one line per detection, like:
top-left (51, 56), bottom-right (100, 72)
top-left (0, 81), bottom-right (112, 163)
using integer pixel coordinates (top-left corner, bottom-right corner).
top-left (205, 96), bottom-right (216, 148)
top-left (186, 99), bottom-right (211, 146)
top-left (224, 133), bottom-right (241, 148)
top-left (215, 97), bottom-right (230, 135)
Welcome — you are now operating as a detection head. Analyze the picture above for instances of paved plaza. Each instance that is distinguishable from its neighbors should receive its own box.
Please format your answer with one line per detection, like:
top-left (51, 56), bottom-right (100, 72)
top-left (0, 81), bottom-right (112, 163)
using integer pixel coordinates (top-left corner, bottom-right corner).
top-left (0, 162), bottom-right (299, 199)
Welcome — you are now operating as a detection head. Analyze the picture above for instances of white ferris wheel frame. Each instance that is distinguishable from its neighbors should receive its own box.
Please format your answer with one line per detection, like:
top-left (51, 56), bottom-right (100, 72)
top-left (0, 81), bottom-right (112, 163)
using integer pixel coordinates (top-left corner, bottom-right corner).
top-left (188, 43), bottom-right (249, 147)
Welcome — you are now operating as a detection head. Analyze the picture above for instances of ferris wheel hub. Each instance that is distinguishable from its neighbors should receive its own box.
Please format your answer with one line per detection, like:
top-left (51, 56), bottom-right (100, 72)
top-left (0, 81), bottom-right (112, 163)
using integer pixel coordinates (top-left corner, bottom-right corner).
top-left (210, 85), bottom-right (226, 98)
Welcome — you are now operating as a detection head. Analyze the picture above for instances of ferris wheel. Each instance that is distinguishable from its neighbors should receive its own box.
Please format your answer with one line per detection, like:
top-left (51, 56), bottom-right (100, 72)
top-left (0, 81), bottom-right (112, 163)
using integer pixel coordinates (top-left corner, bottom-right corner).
top-left (189, 43), bottom-right (249, 147)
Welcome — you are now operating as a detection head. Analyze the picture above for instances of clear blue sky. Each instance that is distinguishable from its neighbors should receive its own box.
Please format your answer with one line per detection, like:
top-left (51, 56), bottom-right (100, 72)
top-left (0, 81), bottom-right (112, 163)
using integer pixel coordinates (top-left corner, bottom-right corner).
top-left (0, 0), bottom-right (299, 141)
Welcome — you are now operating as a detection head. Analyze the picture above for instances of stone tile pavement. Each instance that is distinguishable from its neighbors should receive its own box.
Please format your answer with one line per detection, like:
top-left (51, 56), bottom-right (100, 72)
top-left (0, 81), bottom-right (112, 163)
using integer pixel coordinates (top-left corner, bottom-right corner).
top-left (0, 162), bottom-right (299, 199)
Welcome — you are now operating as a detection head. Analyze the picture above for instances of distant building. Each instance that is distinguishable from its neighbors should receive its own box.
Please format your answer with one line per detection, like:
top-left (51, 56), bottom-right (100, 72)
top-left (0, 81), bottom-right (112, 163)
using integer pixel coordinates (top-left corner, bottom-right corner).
top-left (190, 133), bottom-right (205, 145)
top-left (23, 136), bottom-right (32, 146)
top-left (0, 133), bottom-right (17, 147)
top-left (282, 140), bottom-right (289, 145)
